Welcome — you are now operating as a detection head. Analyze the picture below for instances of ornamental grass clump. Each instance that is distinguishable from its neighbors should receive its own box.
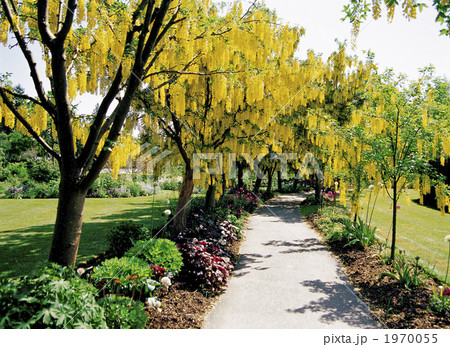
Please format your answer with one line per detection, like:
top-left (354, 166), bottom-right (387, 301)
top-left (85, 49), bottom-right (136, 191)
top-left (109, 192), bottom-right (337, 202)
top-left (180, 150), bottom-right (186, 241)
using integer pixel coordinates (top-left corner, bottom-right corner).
top-left (380, 256), bottom-right (428, 290)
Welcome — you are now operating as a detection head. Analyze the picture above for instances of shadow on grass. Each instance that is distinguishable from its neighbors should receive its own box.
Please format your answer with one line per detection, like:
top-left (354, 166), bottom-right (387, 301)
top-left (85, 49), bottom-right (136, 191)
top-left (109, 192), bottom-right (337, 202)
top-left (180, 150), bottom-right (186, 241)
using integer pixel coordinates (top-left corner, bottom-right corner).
top-left (286, 279), bottom-right (379, 328)
top-left (0, 202), bottom-right (169, 278)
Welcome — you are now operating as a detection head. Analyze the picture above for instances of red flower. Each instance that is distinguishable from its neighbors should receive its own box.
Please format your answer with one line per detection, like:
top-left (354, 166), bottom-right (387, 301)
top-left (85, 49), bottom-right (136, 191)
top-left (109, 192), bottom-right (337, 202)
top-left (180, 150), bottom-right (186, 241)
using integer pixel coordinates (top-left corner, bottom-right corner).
top-left (443, 288), bottom-right (450, 296)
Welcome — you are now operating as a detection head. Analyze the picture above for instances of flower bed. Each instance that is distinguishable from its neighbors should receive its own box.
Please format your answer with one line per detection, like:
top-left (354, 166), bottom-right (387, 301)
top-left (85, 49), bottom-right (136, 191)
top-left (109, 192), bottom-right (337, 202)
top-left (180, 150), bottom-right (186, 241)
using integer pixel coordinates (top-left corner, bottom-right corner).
top-left (306, 210), bottom-right (450, 328)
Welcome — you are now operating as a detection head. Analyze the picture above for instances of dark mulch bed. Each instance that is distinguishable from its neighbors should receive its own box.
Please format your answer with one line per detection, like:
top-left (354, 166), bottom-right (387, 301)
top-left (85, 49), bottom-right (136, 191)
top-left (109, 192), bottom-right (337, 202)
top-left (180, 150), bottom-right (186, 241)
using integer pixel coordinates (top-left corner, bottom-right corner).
top-left (305, 213), bottom-right (450, 329)
top-left (146, 280), bottom-right (217, 329)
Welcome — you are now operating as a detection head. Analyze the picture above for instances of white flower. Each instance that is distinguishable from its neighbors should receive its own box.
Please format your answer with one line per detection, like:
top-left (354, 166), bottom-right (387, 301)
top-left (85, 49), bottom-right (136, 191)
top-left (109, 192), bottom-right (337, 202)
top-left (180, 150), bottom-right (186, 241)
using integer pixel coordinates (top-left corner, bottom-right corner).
top-left (164, 199), bottom-right (171, 205)
top-left (76, 268), bottom-right (85, 275)
top-left (147, 297), bottom-right (157, 307)
top-left (163, 209), bottom-right (171, 216)
top-left (368, 185), bottom-right (374, 190)
top-left (154, 301), bottom-right (162, 309)
top-left (378, 182), bottom-right (384, 187)
top-left (161, 277), bottom-right (171, 288)
top-left (445, 235), bottom-right (450, 243)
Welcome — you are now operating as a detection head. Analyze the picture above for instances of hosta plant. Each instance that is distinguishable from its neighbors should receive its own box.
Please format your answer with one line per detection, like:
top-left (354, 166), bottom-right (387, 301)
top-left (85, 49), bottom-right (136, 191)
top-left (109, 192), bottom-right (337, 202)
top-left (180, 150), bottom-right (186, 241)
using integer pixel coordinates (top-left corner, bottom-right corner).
top-left (125, 238), bottom-right (183, 275)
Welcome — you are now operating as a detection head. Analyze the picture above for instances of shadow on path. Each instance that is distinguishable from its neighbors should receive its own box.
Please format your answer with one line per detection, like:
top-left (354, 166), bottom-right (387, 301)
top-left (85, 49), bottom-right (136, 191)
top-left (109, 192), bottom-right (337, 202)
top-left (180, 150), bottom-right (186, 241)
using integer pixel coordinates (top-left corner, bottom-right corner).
top-left (256, 198), bottom-right (303, 224)
top-left (263, 238), bottom-right (328, 254)
top-left (233, 253), bottom-right (271, 277)
top-left (287, 279), bottom-right (378, 328)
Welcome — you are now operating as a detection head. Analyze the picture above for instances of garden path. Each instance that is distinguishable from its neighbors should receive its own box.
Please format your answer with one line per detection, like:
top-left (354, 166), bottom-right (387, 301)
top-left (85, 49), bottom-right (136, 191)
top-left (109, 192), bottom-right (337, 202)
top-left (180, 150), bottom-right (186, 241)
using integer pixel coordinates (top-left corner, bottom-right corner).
top-left (203, 194), bottom-right (380, 329)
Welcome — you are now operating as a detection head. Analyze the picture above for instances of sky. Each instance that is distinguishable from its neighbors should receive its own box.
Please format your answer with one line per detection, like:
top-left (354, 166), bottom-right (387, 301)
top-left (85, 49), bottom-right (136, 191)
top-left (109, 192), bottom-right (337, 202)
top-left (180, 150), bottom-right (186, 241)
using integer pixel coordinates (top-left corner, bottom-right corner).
top-left (262, 0), bottom-right (450, 80)
top-left (1, 0), bottom-right (449, 114)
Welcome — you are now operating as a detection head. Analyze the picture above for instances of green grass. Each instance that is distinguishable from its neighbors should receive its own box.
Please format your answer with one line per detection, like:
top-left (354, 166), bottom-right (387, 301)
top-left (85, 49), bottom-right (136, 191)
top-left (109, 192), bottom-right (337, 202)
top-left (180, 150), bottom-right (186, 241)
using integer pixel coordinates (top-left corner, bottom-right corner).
top-left (0, 191), bottom-right (181, 278)
top-left (361, 189), bottom-right (450, 282)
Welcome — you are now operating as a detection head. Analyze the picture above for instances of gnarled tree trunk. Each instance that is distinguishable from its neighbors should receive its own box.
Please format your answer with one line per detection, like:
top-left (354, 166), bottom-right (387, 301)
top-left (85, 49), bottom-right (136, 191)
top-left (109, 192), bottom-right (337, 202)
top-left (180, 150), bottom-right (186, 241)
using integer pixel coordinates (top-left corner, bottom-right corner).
top-left (253, 177), bottom-right (262, 194)
top-left (49, 176), bottom-right (88, 265)
top-left (173, 167), bottom-right (194, 234)
top-left (204, 182), bottom-right (216, 212)
top-left (277, 170), bottom-right (282, 192)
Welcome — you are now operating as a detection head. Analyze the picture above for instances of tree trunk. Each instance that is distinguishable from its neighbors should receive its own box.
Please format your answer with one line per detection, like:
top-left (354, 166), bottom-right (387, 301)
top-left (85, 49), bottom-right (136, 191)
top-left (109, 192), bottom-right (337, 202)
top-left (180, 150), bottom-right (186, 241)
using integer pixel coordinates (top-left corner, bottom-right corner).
top-left (49, 178), bottom-right (87, 266)
top-left (204, 183), bottom-right (216, 212)
top-left (253, 177), bottom-right (262, 194)
top-left (221, 172), bottom-right (227, 200)
top-left (293, 178), bottom-right (299, 192)
top-left (390, 179), bottom-right (398, 261)
top-left (173, 167), bottom-right (194, 234)
top-left (266, 172), bottom-right (273, 194)
top-left (277, 170), bottom-right (282, 192)
top-left (237, 161), bottom-right (244, 189)
top-left (315, 178), bottom-right (321, 203)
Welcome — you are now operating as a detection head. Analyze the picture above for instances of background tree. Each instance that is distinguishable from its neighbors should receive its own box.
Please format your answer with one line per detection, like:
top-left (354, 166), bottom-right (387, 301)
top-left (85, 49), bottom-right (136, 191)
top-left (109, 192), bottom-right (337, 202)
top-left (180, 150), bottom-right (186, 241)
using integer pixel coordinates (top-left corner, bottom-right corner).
top-left (356, 69), bottom-right (449, 260)
top-left (342, 0), bottom-right (449, 37)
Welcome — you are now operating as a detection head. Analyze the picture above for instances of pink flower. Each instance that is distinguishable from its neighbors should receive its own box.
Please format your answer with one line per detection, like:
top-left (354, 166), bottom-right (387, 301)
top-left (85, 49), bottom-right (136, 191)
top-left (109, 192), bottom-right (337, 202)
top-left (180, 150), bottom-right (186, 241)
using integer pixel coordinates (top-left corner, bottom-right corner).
top-left (396, 205), bottom-right (401, 209)
top-left (443, 288), bottom-right (450, 296)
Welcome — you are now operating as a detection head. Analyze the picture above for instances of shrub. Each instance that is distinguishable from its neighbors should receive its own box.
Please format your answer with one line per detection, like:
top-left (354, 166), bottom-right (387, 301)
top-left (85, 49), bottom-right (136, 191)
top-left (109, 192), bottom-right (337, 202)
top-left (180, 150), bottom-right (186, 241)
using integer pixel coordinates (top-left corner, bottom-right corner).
top-left (4, 186), bottom-right (25, 199)
top-left (127, 182), bottom-right (145, 197)
top-left (0, 162), bottom-right (29, 184)
top-left (91, 257), bottom-right (159, 299)
top-left (91, 173), bottom-right (120, 192)
top-left (177, 238), bottom-right (234, 294)
top-left (218, 187), bottom-right (259, 218)
top-left (23, 180), bottom-right (59, 199)
top-left (98, 295), bottom-right (150, 329)
top-left (28, 160), bottom-right (59, 183)
top-left (106, 187), bottom-right (131, 198)
top-left (160, 179), bottom-right (181, 191)
top-left (107, 221), bottom-right (152, 257)
top-left (0, 263), bottom-right (107, 329)
top-left (125, 239), bottom-right (183, 275)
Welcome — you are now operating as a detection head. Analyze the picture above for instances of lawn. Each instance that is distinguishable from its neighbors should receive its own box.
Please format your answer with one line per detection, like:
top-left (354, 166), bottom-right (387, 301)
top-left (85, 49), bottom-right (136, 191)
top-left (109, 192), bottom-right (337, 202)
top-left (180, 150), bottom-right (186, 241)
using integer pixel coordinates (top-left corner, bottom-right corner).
top-left (0, 191), bottom-right (181, 278)
top-left (360, 189), bottom-right (450, 281)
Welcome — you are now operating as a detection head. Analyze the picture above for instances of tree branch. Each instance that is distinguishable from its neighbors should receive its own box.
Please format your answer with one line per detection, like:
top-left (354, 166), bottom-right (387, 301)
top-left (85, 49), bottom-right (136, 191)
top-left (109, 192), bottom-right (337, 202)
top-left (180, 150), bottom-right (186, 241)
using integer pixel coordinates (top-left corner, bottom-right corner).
top-left (1, 0), bottom-right (55, 115)
top-left (55, 0), bottom-right (77, 43)
top-left (0, 88), bottom-right (60, 161)
top-left (37, 0), bottom-right (56, 46)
